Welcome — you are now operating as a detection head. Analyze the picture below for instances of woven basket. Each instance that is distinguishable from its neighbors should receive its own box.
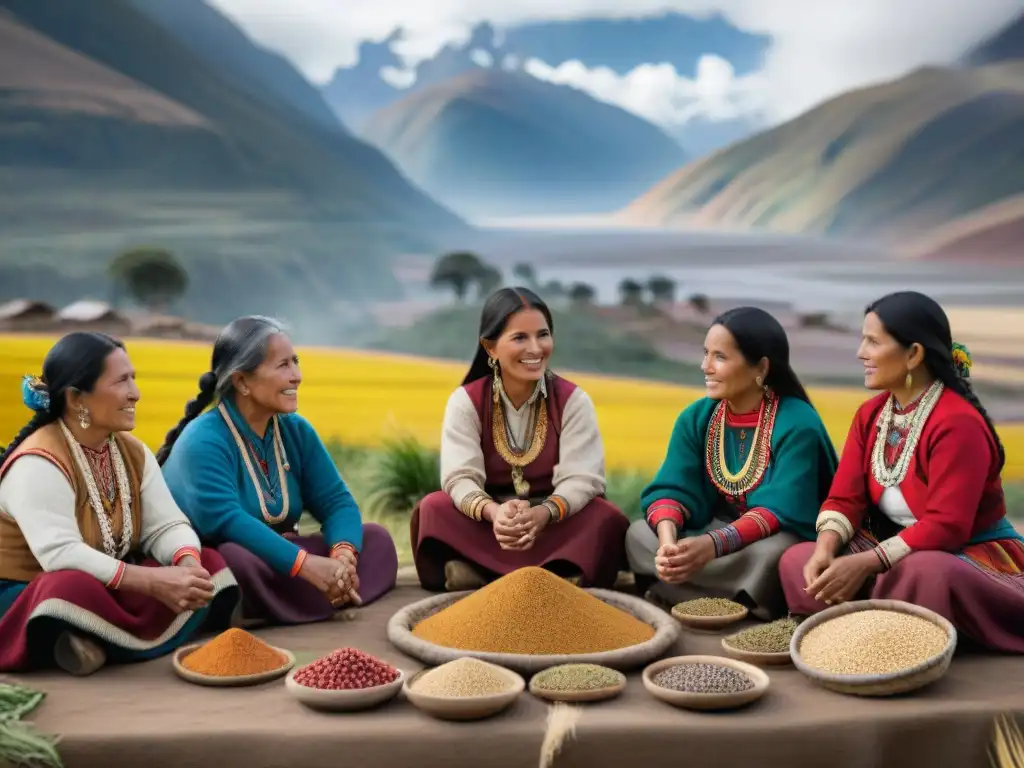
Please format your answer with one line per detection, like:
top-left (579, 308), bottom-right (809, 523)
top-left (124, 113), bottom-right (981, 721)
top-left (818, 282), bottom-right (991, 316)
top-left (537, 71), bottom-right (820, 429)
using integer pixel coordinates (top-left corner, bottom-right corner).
top-left (387, 588), bottom-right (680, 674)
top-left (790, 599), bottom-right (957, 697)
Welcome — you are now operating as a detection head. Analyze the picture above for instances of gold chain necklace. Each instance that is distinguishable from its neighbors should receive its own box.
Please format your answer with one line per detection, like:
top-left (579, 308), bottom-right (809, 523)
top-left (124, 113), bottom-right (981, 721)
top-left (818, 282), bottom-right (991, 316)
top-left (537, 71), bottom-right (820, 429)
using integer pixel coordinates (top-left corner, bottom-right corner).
top-left (871, 381), bottom-right (943, 488)
top-left (704, 393), bottom-right (778, 497)
top-left (492, 397), bottom-right (548, 497)
top-left (219, 403), bottom-right (290, 524)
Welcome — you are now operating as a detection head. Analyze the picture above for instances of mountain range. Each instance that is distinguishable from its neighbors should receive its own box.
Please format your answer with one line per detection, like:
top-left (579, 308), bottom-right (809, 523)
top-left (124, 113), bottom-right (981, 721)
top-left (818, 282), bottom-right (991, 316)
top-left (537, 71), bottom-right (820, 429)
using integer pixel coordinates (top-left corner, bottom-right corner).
top-left (362, 69), bottom-right (688, 217)
top-left (620, 12), bottom-right (1024, 260)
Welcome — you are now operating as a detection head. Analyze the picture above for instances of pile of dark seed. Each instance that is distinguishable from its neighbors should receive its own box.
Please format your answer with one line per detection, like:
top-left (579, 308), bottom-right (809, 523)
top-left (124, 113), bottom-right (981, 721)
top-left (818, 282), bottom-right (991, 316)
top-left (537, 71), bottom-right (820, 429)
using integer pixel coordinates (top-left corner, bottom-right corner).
top-left (651, 663), bottom-right (754, 694)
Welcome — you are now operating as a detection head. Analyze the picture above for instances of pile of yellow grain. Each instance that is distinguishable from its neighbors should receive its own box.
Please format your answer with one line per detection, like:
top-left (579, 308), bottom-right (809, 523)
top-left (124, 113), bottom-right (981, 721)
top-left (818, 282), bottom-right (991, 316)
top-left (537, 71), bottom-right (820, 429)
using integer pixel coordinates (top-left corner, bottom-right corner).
top-left (411, 566), bottom-right (655, 655)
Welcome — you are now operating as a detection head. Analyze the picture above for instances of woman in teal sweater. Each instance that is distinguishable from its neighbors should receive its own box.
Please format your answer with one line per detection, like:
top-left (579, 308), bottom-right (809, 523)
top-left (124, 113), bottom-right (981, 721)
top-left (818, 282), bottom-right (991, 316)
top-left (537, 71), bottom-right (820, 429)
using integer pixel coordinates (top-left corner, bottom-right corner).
top-left (626, 307), bottom-right (838, 619)
top-left (159, 316), bottom-right (398, 626)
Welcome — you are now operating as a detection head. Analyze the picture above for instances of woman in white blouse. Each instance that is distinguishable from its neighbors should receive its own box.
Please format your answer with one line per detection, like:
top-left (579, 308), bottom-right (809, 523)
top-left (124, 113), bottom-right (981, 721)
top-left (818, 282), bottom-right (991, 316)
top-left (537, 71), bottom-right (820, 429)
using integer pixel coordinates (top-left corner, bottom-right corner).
top-left (410, 287), bottom-right (630, 591)
top-left (0, 332), bottom-right (238, 675)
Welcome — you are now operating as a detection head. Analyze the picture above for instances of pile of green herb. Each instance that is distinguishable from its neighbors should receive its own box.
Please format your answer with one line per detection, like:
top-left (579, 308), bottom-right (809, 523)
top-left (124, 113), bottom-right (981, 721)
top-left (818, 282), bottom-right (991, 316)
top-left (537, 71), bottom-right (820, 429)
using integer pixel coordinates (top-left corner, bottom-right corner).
top-left (0, 681), bottom-right (62, 767)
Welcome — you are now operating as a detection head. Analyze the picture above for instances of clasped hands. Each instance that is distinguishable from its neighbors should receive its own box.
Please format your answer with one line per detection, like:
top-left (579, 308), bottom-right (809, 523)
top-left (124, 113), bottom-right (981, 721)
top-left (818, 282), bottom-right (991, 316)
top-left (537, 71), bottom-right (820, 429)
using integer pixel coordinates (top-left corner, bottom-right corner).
top-left (490, 499), bottom-right (549, 550)
top-left (655, 533), bottom-right (716, 584)
top-left (802, 545), bottom-right (881, 606)
top-left (298, 549), bottom-right (361, 608)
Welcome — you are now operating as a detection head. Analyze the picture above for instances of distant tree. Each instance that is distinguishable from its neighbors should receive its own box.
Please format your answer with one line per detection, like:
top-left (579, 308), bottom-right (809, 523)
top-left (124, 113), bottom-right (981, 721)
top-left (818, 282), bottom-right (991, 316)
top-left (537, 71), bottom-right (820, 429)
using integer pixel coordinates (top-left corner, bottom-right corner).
top-left (430, 251), bottom-right (487, 301)
top-left (477, 264), bottom-right (503, 298)
top-left (543, 280), bottom-right (566, 298)
top-left (689, 292), bottom-right (711, 314)
top-left (512, 262), bottom-right (538, 288)
top-left (569, 282), bottom-right (596, 307)
top-left (647, 275), bottom-right (677, 304)
top-left (108, 246), bottom-right (189, 312)
top-left (618, 278), bottom-right (644, 306)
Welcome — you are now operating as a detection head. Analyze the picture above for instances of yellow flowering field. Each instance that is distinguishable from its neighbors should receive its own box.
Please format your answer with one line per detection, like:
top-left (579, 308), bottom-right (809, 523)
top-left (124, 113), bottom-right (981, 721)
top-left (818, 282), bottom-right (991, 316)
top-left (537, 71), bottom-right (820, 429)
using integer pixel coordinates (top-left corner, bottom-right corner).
top-left (1, 334), bottom-right (1021, 480)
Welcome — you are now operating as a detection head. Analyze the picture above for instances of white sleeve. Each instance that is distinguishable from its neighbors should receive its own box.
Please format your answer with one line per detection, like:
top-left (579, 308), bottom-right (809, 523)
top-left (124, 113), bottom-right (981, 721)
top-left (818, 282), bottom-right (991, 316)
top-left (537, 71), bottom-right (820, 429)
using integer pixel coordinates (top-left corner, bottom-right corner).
top-left (0, 456), bottom-right (120, 584)
top-left (440, 388), bottom-right (487, 509)
top-left (138, 446), bottom-right (201, 564)
top-left (552, 389), bottom-right (607, 515)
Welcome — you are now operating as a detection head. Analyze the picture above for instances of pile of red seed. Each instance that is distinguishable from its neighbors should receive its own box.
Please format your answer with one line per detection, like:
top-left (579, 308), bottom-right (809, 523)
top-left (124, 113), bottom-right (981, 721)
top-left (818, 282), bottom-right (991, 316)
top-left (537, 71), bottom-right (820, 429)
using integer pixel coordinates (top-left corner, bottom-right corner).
top-left (292, 647), bottom-right (400, 690)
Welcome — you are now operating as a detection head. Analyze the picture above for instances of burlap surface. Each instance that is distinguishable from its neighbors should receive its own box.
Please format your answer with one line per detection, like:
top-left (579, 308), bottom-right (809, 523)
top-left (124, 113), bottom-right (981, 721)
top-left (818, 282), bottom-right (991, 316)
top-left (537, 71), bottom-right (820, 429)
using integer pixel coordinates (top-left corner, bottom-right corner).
top-left (7, 584), bottom-right (1023, 768)
top-left (387, 588), bottom-right (680, 673)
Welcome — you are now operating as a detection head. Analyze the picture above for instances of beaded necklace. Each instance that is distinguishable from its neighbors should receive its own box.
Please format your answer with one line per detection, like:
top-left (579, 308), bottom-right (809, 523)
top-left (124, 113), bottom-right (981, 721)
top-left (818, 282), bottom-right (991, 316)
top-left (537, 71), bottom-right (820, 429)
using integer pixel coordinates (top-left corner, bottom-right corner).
top-left (871, 380), bottom-right (943, 488)
top-left (59, 420), bottom-right (133, 558)
top-left (218, 403), bottom-right (291, 524)
top-left (704, 392), bottom-right (778, 498)
top-left (491, 381), bottom-right (548, 498)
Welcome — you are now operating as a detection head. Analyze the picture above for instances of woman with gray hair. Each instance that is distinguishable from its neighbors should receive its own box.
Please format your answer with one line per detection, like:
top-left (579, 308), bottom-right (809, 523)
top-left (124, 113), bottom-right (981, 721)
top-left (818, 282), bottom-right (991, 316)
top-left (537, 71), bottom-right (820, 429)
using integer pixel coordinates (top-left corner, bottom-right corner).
top-left (158, 316), bottom-right (398, 626)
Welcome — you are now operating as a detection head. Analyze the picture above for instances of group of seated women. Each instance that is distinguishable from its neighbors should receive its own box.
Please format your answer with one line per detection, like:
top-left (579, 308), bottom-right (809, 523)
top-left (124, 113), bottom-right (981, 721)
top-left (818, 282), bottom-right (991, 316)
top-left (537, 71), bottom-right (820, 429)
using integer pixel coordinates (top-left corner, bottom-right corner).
top-left (0, 287), bottom-right (1020, 677)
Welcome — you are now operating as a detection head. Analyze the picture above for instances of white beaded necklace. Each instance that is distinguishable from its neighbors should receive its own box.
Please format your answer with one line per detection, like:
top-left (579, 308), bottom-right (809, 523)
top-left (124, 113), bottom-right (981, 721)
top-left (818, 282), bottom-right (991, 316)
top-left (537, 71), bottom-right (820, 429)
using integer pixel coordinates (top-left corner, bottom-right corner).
top-left (59, 420), bottom-right (133, 558)
top-left (218, 403), bottom-right (290, 524)
top-left (870, 380), bottom-right (944, 488)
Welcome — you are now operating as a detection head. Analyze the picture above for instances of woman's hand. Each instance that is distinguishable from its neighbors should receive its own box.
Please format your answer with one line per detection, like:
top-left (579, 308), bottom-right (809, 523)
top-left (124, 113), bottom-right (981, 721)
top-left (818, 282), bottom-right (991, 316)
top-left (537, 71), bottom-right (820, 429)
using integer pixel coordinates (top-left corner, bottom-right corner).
top-left (490, 500), bottom-right (528, 549)
top-left (802, 546), bottom-right (835, 591)
top-left (508, 506), bottom-right (551, 550)
top-left (330, 546), bottom-right (361, 606)
top-left (804, 551), bottom-right (880, 605)
top-left (655, 535), bottom-right (716, 584)
top-left (297, 553), bottom-right (346, 597)
top-left (144, 565), bottom-right (216, 614)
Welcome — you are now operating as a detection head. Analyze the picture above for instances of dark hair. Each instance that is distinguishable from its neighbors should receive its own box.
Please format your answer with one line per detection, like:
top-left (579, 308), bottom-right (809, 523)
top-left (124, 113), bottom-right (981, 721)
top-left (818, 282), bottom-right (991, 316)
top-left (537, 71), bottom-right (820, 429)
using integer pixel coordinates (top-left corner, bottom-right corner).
top-left (462, 287), bottom-right (553, 386)
top-left (711, 306), bottom-right (813, 405)
top-left (156, 315), bottom-right (285, 464)
top-left (1, 332), bottom-right (125, 463)
top-left (866, 290), bottom-right (1005, 470)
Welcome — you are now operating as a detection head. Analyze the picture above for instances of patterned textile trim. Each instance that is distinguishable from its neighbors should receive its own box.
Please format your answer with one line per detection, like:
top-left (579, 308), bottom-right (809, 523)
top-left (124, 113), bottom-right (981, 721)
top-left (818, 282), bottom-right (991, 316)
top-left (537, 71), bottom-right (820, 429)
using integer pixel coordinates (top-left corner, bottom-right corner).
top-left (459, 490), bottom-right (493, 521)
top-left (707, 507), bottom-right (780, 557)
top-left (106, 562), bottom-right (126, 590)
top-left (873, 535), bottom-right (912, 571)
top-left (816, 510), bottom-right (855, 544)
top-left (542, 495), bottom-right (569, 523)
top-left (646, 499), bottom-right (687, 529)
top-left (290, 549), bottom-right (307, 577)
top-left (26, 569), bottom-right (237, 652)
top-left (171, 547), bottom-right (201, 566)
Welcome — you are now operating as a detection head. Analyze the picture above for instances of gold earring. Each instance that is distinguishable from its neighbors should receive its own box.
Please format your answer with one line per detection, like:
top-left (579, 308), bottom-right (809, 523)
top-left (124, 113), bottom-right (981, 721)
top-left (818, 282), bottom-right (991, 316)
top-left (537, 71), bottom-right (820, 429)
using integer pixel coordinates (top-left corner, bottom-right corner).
top-left (755, 376), bottom-right (763, 387)
top-left (78, 406), bottom-right (90, 430)
top-left (905, 371), bottom-right (913, 389)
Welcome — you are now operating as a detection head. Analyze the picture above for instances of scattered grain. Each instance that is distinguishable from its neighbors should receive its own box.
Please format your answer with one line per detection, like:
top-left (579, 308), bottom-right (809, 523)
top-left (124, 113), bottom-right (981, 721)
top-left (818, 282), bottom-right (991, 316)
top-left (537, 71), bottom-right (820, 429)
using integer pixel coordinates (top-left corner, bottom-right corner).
top-left (532, 664), bottom-right (622, 692)
top-left (652, 663), bottom-right (754, 694)
top-left (726, 618), bottom-right (798, 654)
top-left (181, 629), bottom-right (287, 677)
top-left (673, 597), bottom-right (745, 617)
top-left (412, 658), bottom-right (516, 698)
top-left (411, 567), bottom-right (655, 655)
top-left (798, 610), bottom-right (948, 675)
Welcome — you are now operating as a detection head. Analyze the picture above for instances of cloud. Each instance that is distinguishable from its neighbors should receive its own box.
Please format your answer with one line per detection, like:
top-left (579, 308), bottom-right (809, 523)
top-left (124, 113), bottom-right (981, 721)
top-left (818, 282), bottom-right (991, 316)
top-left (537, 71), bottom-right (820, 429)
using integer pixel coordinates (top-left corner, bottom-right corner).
top-left (379, 66), bottom-right (417, 89)
top-left (208, 0), bottom-right (1022, 124)
top-left (470, 49), bottom-right (495, 68)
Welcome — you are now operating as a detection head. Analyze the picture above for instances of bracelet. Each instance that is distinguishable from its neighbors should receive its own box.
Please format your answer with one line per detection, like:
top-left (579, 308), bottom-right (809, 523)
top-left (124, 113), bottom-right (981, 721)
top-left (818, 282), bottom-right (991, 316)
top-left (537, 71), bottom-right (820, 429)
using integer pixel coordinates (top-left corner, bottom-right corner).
top-left (871, 545), bottom-right (891, 572)
top-left (331, 542), bottom-right (358, 560)
top-left (460, 490), bottom-right (493, 521)
top-left (543, 495), bottom-right (568, 523)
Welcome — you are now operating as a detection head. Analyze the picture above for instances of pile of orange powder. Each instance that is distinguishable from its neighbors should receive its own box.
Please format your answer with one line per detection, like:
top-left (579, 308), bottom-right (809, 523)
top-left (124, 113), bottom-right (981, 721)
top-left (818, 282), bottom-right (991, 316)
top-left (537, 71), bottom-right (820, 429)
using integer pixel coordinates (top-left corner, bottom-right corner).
top-left (181, 628), bottom-right (288, 677)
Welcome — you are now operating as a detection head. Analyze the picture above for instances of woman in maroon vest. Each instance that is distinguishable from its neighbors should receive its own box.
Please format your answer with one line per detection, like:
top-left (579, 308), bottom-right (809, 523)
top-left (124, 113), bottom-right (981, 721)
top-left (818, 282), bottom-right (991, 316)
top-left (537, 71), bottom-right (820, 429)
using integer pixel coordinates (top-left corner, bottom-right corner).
top-left (410, 287), bottom-right (630, 591)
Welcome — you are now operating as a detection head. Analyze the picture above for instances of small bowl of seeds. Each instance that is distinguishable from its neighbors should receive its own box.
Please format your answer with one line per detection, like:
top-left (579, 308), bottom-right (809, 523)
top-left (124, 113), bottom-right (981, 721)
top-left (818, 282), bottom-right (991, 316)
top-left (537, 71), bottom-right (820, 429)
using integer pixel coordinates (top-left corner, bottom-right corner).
top-left (671, 597), bottom-right (749, 631)
top-left (404, 657), bottom-right (525, 721)
top-left (642, 655), bottom-right (769, 711)
top-left (721, 618), bottom-right (798, 666)
top-left (529, 663), bottom-right (627, 703)
top-left (790, 599), bottom-right (957, 697)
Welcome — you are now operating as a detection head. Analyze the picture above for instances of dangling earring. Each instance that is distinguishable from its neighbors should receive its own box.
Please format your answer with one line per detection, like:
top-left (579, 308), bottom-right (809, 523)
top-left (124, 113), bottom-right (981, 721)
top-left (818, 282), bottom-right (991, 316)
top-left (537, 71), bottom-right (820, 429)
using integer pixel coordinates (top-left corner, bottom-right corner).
top-left (78, 406), bottom-right (91, 430)
top-left (488, 357), bottom-right (500, 404)
top-left (905, 371), bottom-right (913, 389)
top-left (755, 376), bottom-right (763, 388)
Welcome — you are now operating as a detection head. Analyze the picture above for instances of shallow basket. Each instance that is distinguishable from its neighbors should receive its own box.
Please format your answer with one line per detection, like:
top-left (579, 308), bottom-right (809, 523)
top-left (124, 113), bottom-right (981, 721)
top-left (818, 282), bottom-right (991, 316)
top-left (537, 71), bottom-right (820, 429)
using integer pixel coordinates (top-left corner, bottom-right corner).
top-left (790, 599), bottom-right (957, 697)
top-left (387, 588), bottom-right (680, 674)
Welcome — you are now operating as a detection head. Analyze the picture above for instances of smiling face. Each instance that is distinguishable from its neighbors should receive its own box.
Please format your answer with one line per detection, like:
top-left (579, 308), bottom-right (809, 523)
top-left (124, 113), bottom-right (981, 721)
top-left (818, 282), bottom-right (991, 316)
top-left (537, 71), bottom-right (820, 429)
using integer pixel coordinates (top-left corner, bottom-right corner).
top-left (71, 348), bottom-right (140, 433)
top-left (234, 333), bottom-right (302, 414)
top-left (858, 311), bottom-right (923, 391)
top-left (701, 323), bottom-right (766, 404)
top-left (485, 308), bottom-right (553, 386)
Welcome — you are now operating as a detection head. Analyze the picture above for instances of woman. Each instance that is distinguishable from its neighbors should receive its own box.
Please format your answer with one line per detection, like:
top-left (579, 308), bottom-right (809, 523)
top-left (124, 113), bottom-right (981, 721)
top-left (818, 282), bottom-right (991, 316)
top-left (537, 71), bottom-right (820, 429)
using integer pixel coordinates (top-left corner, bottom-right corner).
top-left (158, 316), bottom-right (398, 626)
top-left (625, 307), bottom-right (838, 620)
top-left (780, 291), bottom-right (1024, 652)
top-left (0, 333), bottom-right (237, 675)
top-left (411, 287), bottom-right (629, 592)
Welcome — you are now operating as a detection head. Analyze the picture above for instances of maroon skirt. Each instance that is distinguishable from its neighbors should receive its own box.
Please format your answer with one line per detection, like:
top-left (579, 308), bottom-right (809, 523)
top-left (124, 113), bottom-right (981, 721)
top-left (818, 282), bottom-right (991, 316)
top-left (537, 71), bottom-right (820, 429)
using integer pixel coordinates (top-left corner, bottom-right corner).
top-left (780, 536), bottom-right (1024, 653)
top-left (411, 491), bottom-right (629, 590)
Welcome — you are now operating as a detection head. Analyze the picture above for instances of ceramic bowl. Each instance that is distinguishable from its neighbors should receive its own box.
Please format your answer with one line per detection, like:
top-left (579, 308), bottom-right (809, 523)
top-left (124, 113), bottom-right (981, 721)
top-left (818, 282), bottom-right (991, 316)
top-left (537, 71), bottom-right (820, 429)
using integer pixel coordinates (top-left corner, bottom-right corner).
top-left (642, 655), bottom-right (769, 711)
top-left (720, 637), bottom-right (793, 666)
top-left (528, 665), bottom-right (627, 703)
top-left (284, 667), bottom-right (405, 712)
top-left (671, 603), bottom-right (749, 632)
top-left (172, 643), bottom-right (295, 687)
top-left (403, 662), bottom-right (525, 721)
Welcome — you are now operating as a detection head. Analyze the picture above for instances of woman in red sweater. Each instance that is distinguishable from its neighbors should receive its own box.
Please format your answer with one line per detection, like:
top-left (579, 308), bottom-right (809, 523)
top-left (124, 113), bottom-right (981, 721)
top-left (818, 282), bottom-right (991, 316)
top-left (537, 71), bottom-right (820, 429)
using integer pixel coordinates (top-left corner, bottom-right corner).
top-left (779, 291), bottom-right (1024, 652)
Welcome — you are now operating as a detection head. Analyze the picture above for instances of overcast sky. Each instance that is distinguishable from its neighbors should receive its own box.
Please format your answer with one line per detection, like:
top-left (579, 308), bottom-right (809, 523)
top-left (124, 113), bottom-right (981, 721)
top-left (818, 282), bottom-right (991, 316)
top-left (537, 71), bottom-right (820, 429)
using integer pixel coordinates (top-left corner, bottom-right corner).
top-left (206, 0), bottom-right (1022, 125)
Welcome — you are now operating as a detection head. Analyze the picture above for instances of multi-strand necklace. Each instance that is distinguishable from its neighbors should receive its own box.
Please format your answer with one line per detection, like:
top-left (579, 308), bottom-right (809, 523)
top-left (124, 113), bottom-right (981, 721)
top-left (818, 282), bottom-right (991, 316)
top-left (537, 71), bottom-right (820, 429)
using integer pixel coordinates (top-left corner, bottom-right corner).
top-left (871, 380), bottom-right (943, 488)
top-left (491, 384), bottom-right (548, 498)
top-left (704, 392), bottom-right (778, 498)
top-left (218, 403), bottom-right (290, 524)
top-left (59, 420), bottom-right (133, 558)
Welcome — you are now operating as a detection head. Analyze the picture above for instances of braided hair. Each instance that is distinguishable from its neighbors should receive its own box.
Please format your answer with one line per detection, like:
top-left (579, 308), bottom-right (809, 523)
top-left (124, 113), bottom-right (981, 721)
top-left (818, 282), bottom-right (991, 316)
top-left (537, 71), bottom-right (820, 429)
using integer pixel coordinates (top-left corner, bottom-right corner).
top-left (2, 333), bottom-right (125, 465)
top-left (866, 291), bottom-right (1005, 470)
top-left (156, 316), bottom-right (285, 464)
